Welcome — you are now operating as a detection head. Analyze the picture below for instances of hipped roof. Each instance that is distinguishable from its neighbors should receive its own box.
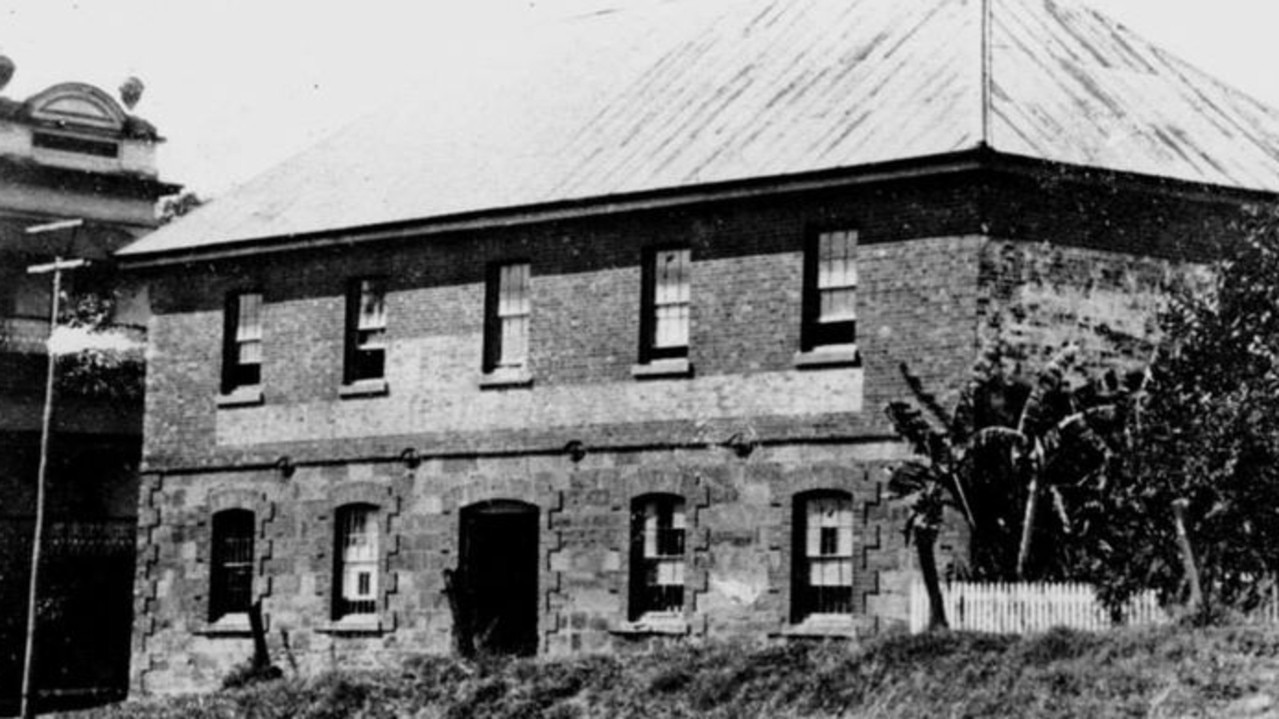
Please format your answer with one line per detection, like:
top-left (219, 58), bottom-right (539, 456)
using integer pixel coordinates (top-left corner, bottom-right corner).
top-left (120, 0), bottom-right (1279, 259)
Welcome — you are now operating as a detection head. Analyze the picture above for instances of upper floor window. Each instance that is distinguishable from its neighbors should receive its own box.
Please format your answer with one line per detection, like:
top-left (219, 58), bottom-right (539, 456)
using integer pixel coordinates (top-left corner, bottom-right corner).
top-left (222, 291), bottom-right (262, 393)
top-left (209, 509), bottom-right (255, 622)
top-left (640, 248), bottom-right (690, 362)
top-left (484, 262), bottom-right (530, 372)
top-left (792, 491), bottom-right (854, 621)
top-left (629, 494), bottom-right (686, 619)
top-left (802, 230), bottom-right (857, 350)
top-left (345, 278), bottom-right (387, 384)
top-left (333, 503), bottom-right (379, 620)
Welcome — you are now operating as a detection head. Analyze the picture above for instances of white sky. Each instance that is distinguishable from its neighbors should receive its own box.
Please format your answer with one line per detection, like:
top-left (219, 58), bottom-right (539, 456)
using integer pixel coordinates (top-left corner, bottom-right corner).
top-left (1, 0), bottom-right (1278, 198)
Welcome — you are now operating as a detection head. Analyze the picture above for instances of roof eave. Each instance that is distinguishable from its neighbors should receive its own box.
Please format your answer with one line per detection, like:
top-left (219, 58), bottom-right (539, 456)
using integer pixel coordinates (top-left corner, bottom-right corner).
top-left (118, 147), bottom-right (1279, 270)
top-left (118, 149), bottom-right (992, 269)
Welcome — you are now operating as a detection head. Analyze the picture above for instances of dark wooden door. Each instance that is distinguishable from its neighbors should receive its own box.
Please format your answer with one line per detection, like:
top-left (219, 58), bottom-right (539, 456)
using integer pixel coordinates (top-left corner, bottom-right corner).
top-left (460, 501), bottom-right (539, 656)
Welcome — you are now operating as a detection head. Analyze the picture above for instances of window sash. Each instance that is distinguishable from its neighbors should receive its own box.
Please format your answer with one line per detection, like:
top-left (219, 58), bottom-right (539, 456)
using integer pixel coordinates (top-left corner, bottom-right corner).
top-left (816, 231), bottom-right (857, 324)
top-left (633, 496), bottom-right (687, 616)
top-left (497, 264), bottom-right (530, 318)
top-left (496, 263), bottom-right (530, 366)
top-left (336, 506), bottom-right (379, 616)
top-left (347, 279), bottom-right (387, 383)
top-left (356, 280), bottom-right (387, 332)
top-left (234, 293), bottom-right (263, 341)
top-left (234, 293), bottom-right (263, 365)
top-left (650, 249), bottom-right (690, 351)
top-left (808, 557), bottom-right (853, 587)
top-left (224, 292), bottom-right (263, 391)
top-left (796, 494), bottom-right (855, 619)
top-left (641, 498), bottom-right (686, 559)
top-left (342, 561), bottom-right (379, 600)
top-left (804, 497), bottom-right (853, 558)
top-left (210, 511), bottom-right (255, 620)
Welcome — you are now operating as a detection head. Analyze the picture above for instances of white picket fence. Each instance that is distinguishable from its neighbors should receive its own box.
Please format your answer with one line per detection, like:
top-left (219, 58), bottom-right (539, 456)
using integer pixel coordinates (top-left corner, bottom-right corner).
top-left (908, 578), bottom-right (1170, 634)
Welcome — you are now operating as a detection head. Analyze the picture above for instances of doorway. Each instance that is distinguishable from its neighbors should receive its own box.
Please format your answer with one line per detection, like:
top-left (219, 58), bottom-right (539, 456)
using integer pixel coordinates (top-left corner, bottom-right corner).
top-left (458, 500), bottom-right (539, 656)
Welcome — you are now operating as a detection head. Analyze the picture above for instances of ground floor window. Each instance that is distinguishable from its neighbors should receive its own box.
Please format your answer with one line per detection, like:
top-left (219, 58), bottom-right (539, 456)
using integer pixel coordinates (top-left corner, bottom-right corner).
top-left (792, 491), bottom-right (854, 621)
top-left (629, 494), bottom-right (686, 619)
top-left (334, 503), bottom-right (379, 619)
top-left (209, 509), bottom-right (255, 621)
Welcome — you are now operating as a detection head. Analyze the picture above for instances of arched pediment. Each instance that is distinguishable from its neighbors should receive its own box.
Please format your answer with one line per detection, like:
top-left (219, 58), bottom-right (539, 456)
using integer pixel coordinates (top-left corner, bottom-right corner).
top-left (24, 82), bottom-right (126, 132)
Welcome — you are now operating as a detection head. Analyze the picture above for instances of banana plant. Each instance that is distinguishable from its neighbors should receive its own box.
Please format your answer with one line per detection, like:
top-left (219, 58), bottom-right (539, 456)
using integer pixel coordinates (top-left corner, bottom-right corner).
top-left (887, 347), bottom-right (1136, 621)
top-left (885, 366), bottom-right (973, 631)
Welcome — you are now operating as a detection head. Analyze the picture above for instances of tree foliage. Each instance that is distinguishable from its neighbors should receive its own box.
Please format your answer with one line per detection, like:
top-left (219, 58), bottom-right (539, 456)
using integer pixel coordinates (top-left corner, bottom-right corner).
top-left (1081, 207), bottom-right (1279, 618)
top-left (157, 190), bottom-right (204, 225)
top-left (53, 285), bottom-right (145, 401)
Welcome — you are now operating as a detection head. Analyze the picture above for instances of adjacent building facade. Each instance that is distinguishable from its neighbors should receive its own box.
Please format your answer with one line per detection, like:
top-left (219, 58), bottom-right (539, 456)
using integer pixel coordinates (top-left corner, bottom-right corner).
top-left (0, 71), bottom-right (178, 705)
top-left (116, 0), bottom-right (1279, 694)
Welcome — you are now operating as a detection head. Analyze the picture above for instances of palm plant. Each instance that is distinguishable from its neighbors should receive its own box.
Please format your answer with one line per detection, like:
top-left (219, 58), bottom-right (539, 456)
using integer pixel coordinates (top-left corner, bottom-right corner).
top-left (886, 346), bottom-right (1137, 629)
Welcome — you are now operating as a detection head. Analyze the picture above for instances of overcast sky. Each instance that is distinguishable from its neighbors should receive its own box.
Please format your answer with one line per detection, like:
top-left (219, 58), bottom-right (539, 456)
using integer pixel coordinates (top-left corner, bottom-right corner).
top-left (1, 0), bottom-right (1277, 198)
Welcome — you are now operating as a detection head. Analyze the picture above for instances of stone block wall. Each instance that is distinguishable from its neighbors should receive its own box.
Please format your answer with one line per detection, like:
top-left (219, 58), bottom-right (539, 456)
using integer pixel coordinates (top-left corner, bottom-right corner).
top-left (132, 440), bottom-right (934, 694)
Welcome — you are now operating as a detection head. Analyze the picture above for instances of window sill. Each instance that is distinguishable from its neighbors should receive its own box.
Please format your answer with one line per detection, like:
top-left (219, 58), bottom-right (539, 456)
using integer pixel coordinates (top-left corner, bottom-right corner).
top-left (631, 358), bottom-right (693, 379)
top-left (316, 617), bottom-right (386, 635)
top-left (772, 615), bottom-right (860, 639)
top-left (793, 346), bottom-right (860, 369)
top-left (194, 613), bottom-right (255, 637)
top-left (478, 367), bottom-right (533, 390)
top-left (609, 615), bottom-right (689, 636)
top-left (217, 386), bottom-right (264, 408)
top-left (339, 378), bottom-right (389, 398)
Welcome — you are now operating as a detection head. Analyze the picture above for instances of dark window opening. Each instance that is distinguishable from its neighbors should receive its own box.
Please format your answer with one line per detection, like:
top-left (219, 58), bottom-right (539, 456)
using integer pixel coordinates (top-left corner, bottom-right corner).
top-left (801, 230), bottom-right (857, 351)
top-left (639, 248), bottom-right (690, 362)
top-left (345, 278), bottom-right (387, 383)
top-left (210, 509), bottom-right (255, 621)
top-left (221, 291), bottom-right (262, 393)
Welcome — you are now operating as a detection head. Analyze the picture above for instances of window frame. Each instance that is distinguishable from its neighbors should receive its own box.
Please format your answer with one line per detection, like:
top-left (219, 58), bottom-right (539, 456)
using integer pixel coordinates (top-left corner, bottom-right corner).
top-left (790, 490), bottom-right (856, 623)
top-left (208, 508), bottom-right (256, 623)
top-left (801, 229), bottom-right (858, 352)
top-left (639, 246), bottom-right (691, 363)
top-left (332, 503), bottom-right (381, 621)
top-left (221, 290), bottom-right (263, 394)
top-left (32, 131), bottom-right (121, 158)
top-left (483, 261), bottom-right (532, 373)
top-left (628, 493), bottom-right (687, 621)
top-left (344, 277), bottom-right (388, 386)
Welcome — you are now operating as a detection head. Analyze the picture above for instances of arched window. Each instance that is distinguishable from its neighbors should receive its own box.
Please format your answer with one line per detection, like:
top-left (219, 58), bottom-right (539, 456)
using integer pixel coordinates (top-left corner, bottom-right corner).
top-left (629, 494), bottom-right (686, 620)
top-left (209, 509), bottom-right (255, 621)
top-left (333, 503), bottom-right (380, 620)
top-left (792, 491), bottom-right (854, 621)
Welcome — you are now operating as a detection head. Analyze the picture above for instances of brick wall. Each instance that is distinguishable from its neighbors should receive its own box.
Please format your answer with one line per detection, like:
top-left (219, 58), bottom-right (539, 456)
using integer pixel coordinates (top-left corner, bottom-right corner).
top-left (129, 170), bottom-right (1250, 693)
top-left (139, 179), bottom-right (988, 470)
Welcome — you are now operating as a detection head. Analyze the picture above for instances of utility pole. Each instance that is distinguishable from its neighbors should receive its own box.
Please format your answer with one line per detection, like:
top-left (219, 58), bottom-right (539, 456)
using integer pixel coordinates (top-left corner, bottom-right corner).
top-left (20, 218), bottom-right (85, 719)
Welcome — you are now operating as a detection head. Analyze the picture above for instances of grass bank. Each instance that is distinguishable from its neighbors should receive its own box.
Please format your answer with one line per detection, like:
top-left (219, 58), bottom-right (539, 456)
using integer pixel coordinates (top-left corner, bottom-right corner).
top-left (62, 625), bottom-right (1279, 718)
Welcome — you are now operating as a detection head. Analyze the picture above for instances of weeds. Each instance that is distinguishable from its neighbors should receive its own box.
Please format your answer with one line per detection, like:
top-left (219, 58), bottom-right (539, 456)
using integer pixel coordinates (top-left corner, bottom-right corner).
top-left (58, 625), bottom-right (1279, 719)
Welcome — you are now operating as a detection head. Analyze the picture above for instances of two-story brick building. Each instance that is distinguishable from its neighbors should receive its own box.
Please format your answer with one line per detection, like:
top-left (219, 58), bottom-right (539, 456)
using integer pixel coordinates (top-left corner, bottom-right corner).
top-left (116, 0), bottom-right (1279, 694)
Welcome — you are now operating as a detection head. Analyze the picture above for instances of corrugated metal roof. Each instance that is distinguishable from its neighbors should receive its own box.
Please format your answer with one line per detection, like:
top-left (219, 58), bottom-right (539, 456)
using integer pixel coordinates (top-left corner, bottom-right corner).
top-left (120, 0), bottom-right (1279, 258)
top-left (989, 0), bottom-right (1279, 191)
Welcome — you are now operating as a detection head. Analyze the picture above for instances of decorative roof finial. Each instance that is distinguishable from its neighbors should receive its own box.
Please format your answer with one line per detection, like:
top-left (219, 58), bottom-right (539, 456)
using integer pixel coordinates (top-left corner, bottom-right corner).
top-left (0, 55), bottom-right (14, 93)
top-left (119, 76), bottom-right (144, 109)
